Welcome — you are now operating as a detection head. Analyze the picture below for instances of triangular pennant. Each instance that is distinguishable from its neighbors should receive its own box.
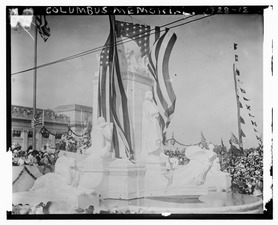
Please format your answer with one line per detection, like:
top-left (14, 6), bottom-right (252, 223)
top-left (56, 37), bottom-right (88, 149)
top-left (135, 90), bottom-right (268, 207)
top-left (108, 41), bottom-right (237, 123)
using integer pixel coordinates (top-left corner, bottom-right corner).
top-left (235, 55), bottom-right (239, 61)
top-left (246, 104), bottom-right (251, 110)
top-left (243, 97), bottom-right (250, 101)
top-left (240, 88), bottom-right (246, 94)
top-left (254, 128), bottom-right (258, 132)
top-left (241, 129), bottom-right (246, 137)
top-left (236, 68), bottom-right (240, 76)
top-left (254, 122), bottom-right (257, 127)
top-left (221, 138), bottom-right (224, 147)
top-left (240, 116), bottom-right (245, 124)
top-left (234, 43), bottom-right (238, 50)
top-left (248, 113), bottom-right (255, 118)
top-left (200, 131), bottom-right (209, 149)
top-left (239, 101), bottom-right (243, 108)
top-left (256, 135), bottom-right (260, 140)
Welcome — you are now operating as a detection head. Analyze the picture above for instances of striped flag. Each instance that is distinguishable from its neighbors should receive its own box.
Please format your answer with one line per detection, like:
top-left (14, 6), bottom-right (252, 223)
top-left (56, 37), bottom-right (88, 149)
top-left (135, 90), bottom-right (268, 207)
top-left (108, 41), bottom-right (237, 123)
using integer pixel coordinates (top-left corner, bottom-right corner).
top-left (31, 110), bottom-right (44, 128)
top-left (98, 15), bottom-right (133, 159)
top-left (230, 132), bottom-right (239, 145)
top-left (114, 19), bottom-right (177, 144)
top-left (148, 28), bottom-right (177, 143)
top-left (35, 15), bottom-right (50, 42)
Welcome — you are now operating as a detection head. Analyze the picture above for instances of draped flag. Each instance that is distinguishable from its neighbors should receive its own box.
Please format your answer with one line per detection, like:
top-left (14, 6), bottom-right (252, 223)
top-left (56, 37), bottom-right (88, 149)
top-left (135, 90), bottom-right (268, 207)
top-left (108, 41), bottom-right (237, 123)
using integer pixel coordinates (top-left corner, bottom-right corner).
top-left (148, 29), bottom-right (177, 143)
top-left (35, 15), bottom-right (50, 42)
top-left (98, 15), bottom-right (133, 159)
top-left (113, 20), bottom-right (177, 143)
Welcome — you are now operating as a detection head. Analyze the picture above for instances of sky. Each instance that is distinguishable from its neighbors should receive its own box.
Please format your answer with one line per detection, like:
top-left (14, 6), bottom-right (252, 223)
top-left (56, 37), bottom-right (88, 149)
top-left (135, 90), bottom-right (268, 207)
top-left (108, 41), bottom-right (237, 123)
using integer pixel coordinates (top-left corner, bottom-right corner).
top-left (10, 13), bottom-right (264, 148)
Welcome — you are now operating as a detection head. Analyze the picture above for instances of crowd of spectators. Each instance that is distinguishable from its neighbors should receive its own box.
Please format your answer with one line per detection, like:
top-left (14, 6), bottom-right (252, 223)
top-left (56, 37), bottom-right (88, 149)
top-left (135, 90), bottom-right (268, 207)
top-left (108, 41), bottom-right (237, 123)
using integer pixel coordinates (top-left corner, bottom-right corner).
top-left (164, 148), bottom-right (190, 170)
top-left (219, 144), bottom-right (263, 196)
top-left (12, 202), bottom-right (144, 215)
top-left (11, 144), bottom-right (60, 174)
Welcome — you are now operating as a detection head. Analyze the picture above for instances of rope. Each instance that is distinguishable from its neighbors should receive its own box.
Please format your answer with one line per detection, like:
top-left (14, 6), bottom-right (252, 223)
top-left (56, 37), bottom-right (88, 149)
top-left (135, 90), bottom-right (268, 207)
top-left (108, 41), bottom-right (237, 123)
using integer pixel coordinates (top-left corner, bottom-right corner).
top-left (165, 138), bottom-right (199, 147)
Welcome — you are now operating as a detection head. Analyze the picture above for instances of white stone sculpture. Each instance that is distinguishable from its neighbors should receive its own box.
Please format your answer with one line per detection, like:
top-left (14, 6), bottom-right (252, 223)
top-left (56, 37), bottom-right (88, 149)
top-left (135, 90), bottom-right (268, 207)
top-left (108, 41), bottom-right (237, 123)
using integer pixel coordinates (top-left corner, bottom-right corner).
top-left (29, 117), bottom-right (114, 201)
top-left (141, 91), bottom-right (163, 162)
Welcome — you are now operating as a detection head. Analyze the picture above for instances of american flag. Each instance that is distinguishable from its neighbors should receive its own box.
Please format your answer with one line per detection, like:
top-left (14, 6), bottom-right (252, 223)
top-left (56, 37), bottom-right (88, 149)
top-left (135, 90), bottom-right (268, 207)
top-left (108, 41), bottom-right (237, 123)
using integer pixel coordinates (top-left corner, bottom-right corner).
top-left (115, 20), bottom-right (161, 57)
top-left (115, 20), bottom-right (177, 144)
top-left (148, 28), bottom-right (177, 143)
top-left (35, 15), bottom-right (50, 42)
top-left (230, 132), bottom-right (239, 145)
top-left (31, 110), bottom-right (44, 128)
top-left (98, 16), bottom-right (133, 159)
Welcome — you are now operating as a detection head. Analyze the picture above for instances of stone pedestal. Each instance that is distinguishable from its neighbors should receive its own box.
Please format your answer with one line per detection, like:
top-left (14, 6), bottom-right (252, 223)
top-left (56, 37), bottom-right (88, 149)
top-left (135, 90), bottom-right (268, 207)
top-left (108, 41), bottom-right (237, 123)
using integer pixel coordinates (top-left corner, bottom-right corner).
top-left (94, 159), bottom-right (146, 199)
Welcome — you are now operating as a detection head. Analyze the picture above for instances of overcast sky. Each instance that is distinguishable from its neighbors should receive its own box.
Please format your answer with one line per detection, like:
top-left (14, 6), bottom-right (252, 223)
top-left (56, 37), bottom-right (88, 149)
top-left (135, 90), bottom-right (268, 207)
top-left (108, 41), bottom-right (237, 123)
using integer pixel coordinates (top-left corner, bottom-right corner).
top-left (10, 14), bottom-right (263, 148)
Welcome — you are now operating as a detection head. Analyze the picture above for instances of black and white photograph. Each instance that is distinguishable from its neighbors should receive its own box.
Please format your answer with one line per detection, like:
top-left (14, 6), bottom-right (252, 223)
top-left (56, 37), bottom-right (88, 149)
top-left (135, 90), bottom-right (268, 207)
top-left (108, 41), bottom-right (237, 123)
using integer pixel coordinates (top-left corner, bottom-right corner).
top-left (2, 2), bottom-right (276, 220)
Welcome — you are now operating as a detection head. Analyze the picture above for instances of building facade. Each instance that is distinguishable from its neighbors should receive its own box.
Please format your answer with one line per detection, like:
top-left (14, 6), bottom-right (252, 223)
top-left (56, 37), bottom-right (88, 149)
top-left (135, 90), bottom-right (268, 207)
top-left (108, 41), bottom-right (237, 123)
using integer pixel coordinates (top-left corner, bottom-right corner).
top-left (11, 104), bottom-right (92, 151)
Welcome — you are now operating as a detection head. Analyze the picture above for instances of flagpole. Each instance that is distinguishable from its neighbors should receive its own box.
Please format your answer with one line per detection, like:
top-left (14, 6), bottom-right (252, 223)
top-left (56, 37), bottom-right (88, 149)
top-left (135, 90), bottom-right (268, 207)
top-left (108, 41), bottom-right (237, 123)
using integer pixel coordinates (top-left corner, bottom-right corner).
top-left (233, 63), bottom-right (243, 149)
top-left (32, 24), bottom-right (38, 150)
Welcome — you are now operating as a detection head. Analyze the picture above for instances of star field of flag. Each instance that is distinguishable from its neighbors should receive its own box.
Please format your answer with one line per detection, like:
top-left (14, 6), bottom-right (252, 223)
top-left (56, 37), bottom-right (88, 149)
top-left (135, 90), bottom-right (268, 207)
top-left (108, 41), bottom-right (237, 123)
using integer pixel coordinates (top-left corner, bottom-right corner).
top-left (115, 21), bottom-right (152, 57)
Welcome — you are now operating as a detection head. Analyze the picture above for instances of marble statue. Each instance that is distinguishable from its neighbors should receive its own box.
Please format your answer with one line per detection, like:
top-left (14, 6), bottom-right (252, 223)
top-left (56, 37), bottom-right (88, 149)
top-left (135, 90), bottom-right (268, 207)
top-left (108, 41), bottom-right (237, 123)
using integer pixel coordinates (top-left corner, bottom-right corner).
top-left (141, 91), bottom-right (163, 161)
top-left (30, 153), bottom-right (82, 195)
top-left (169, 145), bottom-right (217, 187)
top-left (83, 117), bottom-right (113, 158)
top-left (29, 117), bottom-right (114, 200)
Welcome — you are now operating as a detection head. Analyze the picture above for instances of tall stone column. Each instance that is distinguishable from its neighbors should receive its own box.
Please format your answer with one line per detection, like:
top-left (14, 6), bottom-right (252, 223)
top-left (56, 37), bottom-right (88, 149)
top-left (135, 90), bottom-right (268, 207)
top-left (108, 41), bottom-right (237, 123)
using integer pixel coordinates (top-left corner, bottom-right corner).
top-left (92, 73), bottom-right (99, 129)
top-left (20, 129), bottom-right (28, 151)
top-left (122, 71), bottom-right (153, 160)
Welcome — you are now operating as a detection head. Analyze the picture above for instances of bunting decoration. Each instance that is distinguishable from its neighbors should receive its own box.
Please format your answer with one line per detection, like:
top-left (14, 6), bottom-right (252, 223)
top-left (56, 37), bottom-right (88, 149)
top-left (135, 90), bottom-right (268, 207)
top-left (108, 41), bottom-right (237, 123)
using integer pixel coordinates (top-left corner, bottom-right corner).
top-left (236, 69), bottom-right (240, 76)
top-left (235, 55), bottom-right (239, 61)
top-left (239, 116), bottom-right (245, 124)
top-left (248, 113), bottom-right (254, 117)
top-left (240, 129), bottom-right (246, 138)
top-left (240, 88), bottom-right (246, 94)
top-left (234, 43), bottom-right (238, 50)
top-left (243, 97), bottom-right (250, 101)
top-left (246, 105), bottom-right (251, 110)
